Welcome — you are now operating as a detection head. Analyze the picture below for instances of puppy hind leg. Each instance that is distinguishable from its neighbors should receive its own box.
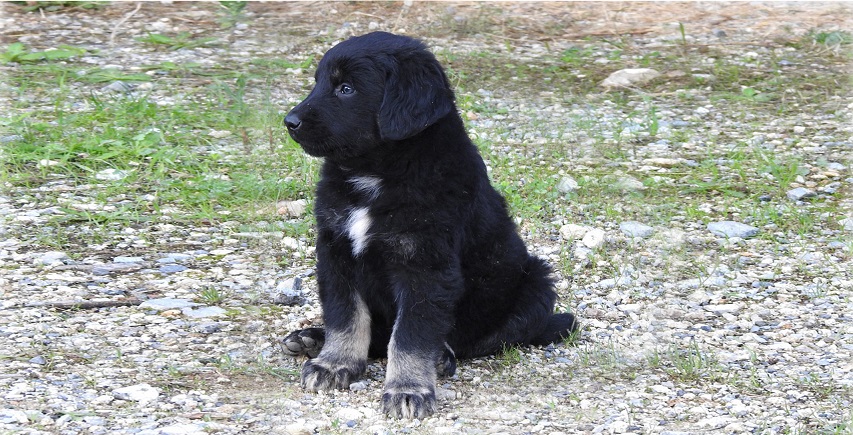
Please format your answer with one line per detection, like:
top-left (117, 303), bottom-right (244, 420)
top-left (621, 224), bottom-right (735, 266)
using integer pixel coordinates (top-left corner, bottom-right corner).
top-left (530, 312), bottom-right (579, 346)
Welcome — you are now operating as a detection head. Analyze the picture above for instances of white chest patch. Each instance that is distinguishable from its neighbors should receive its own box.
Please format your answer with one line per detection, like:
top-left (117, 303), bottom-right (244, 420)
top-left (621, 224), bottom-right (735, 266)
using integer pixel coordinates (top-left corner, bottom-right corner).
top-left (346, 207), bottom-right (372, 256)
top-left (347, 176), bottom-right (382, 200)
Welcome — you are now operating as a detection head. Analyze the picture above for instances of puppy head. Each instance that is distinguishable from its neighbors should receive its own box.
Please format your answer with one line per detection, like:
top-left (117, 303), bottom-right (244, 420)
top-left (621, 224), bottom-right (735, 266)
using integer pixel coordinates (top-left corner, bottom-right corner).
top-left (285, 32), bottom-right (455, 161)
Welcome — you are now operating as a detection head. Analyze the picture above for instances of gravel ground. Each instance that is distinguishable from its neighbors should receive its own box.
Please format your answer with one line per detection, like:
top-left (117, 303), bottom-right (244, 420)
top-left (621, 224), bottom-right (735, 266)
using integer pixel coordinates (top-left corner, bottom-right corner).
top-left (1, 2), bottom-right (852, 434)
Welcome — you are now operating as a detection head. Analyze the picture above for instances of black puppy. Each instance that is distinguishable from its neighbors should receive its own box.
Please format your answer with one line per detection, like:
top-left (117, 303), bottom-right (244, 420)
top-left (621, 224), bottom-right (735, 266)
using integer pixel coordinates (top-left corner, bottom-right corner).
top-left (282, 31), bottom-right (577, 419)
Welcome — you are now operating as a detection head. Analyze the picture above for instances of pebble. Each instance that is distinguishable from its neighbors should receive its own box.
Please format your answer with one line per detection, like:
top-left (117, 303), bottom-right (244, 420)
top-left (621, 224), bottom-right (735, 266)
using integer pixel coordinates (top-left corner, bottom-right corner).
top-left (582, 228), bottom-right (606, 249)
top-left (619, 221), bottom-right (654, 238)
top-left (557, 177), bottom-right (579, 193)
top-left (159, 264), bottom-right (189, 274)
top-left (94, 168), bottom-right (131, 181)
top-left (707, 221), bottom-right (759, 238)
top-left (600, 68), bottom-right (661, 88)
top-left (786, 187), bottom-right (816, 201)
top-left (182, 306), bottom-right (227, 318)
top-left (35, 251), bottom-right (70, 266)
top-left (139, 298), bottom-right (200, 310)
top-left (112, 383), bottom-right (160, 402)
top-left (560, 223), bottom-right (590, 240)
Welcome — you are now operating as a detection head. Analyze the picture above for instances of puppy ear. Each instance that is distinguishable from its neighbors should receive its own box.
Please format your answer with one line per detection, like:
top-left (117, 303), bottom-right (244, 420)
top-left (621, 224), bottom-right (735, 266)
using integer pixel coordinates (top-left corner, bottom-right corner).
top-left (378, 57), bottom-right (454, 141)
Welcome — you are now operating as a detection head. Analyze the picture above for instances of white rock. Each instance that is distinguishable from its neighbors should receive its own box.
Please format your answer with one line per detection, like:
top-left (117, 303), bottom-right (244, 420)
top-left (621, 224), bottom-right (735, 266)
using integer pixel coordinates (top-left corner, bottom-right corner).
top-left (582, 228), bottom-right (606, 249)
top-left (94, 168), bottom-right (131, 181)
top-left (35, 251), bottom-right (70, 266)
top-left (182, 306), bottom-right (227, 318)
top-left (601, 68), bottom-right (661, 88)
top-left (556, 177), bottom-right (579, 193)
top-left (335, 407), bottom-right (363, 421)
top-left (140, 298), bottom-right (200, 310)
top-left (113, 383), bottom-right (160, 403)
top-left (560, 223), bottom-right (590, 240)
top-left (278, 199), bottom-right (308, 217)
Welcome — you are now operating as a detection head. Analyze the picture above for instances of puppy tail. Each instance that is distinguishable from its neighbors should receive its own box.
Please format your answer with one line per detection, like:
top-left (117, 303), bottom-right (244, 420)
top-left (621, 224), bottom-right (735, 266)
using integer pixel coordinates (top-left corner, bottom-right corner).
top-left (530, 312), bottom-right (579, 346)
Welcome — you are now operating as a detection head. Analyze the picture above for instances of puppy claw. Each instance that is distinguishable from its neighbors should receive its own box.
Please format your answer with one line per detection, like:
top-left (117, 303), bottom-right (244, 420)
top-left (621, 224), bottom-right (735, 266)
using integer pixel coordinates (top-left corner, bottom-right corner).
top-left (301, 359), bottom-right (363, 391)
top-left (381, 388), bottom-right (436, 419)
top-left (280, 328), bottom-right (325, 358)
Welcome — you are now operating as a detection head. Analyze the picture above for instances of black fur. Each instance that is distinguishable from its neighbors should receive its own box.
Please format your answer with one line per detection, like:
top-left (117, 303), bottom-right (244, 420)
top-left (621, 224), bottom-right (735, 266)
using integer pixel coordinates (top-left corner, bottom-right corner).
top-left (283, 31), bottom-right (577, 419)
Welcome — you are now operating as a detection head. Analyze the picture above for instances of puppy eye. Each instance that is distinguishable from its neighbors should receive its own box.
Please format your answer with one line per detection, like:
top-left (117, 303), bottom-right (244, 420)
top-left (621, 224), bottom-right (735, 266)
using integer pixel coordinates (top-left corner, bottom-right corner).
top-left (337, 83), bottom-right (355, 96)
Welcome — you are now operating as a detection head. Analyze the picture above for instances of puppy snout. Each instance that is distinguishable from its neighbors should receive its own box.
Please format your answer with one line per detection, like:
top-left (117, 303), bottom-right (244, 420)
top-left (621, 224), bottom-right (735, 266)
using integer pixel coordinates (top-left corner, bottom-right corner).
top-left (284, 112), bottom-right (302, 130)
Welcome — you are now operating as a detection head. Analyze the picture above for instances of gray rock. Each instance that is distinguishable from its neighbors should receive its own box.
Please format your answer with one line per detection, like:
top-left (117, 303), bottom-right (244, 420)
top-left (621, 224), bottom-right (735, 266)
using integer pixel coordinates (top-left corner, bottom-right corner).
top-left (0, 409), bottom-right (28, 424)
top-left (92, 262), bottom-right (144, 276)
top-left (139, 298), bottom-right (199, 311)
top-left (102, 81), bottom-right (135, 93)
top-left (159, 264), bottom-right (188, 274)
top-left (112, 383), bottom-right (160, 402)
top-left (349, 381), bottom-right (368, 392)
top-left (826, 162), bottom-right (846, 171)
top-left (619, 221), bottom-right (654, 238)
top-left (113, 256), bottom-right (144, 263)
top-left (840, 218), bottom-right (853, 232)
top-left (1, 134), bottom-right (23, 143)
top-left (29, 355), bottom-right (47, 365)
top-left (707, 221), bottom-right (759, 238)
top-left (191, 322), bottom-right (225, 334)
top-left (786, 187), bottom-right (816, 201)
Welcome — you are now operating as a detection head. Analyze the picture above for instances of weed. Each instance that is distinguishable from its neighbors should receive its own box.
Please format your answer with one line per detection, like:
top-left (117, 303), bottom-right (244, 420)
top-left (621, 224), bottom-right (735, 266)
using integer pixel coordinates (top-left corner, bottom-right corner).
top-left (136, 32), bottom-right (218, 51)
top-left (196, 286), bottom-right (229, 305)
top-left (498, 344), bottom-right (523, 367)
top-left (1, 42), bottom-right (87, 64)
top-left (217, 1), bottom-right (248, 28)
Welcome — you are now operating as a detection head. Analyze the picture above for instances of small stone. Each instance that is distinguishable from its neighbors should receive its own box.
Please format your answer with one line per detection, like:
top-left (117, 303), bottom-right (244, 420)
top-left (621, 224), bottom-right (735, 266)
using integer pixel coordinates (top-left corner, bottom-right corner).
top-left (191, 322), bottom-right (225, 334)
top-left (619, 221), bottom-right (654, 238)
top-left (94, 168), bottom-right (131, 181)
top-left (556, 177), bottom-right (579, 193)
top-left (29, 355), bottom-right (47, 365)
top-left (704, 304), bottom-right (741, 315)
top-left (349, 381), bottom-right (368, 392)
top-left (102, 81), bottom-right (135, 93)
top-left (36, 251), bottom-right (70, 266)
top-left (140, 298), bottom-right (200, 311)
top-left (712, 29), bottom-right (727, 38)
top-left (786, 187), bottom-right (816, 201)
top-left (793, 126), bottom-right (806, 134)
top-left (113, 256), bottom-right (144, 263)
top-left (113, 383), bottom-right (160, 402)
top-left (182, 306), bottom-right (227, 318)
top-left (582, 228), bottom-right (606, 249)
top-left (842, 218), bottom-right (853, 232)
top-left (612, 175), bottom-right (645, 191)
top-left (336, 407), bottom-right (363, 421)
top-left (560, 223), bottom-right (590, 240)
top-left (278, 199), bottom-right (308, 217)
top-left (0, 134), bottom-right (23, 143)
top-left (0, 409), bottom-right (28, 424)
top-left (159, 424), bottom-right (207, 435)
top-left (159, 264), bottom-right (188, 274)
top-left (92, 262), bottom-right (144, 275)
top-left (707, 221), bottom-right (759, 239)
top-left (601, 68), bottom-right (661, 88)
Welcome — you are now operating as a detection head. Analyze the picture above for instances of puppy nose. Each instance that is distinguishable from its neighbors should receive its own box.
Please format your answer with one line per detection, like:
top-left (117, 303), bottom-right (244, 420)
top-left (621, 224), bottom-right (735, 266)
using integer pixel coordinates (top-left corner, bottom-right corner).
top-left (284, 112), bottom-right (302, 130)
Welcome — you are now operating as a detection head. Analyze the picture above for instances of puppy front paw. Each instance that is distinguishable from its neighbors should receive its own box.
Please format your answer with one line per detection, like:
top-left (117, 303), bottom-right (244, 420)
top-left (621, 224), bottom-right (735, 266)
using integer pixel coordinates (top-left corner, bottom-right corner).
top-left (381, 386), bottom-right (436, 419)
top-left (280, 327), bottom-right (325, 358)
top-left (301, 358), bottom-right (364, 391)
